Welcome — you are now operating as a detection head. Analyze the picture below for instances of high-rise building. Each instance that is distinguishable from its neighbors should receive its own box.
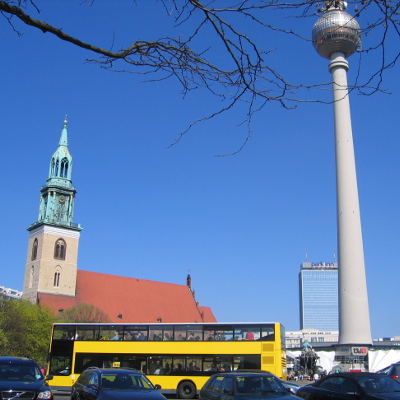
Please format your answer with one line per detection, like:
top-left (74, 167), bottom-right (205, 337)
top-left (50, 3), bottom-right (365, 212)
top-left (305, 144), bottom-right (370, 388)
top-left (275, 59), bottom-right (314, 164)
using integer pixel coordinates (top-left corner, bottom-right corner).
top-left (299, 262), bottom-right (338, 331)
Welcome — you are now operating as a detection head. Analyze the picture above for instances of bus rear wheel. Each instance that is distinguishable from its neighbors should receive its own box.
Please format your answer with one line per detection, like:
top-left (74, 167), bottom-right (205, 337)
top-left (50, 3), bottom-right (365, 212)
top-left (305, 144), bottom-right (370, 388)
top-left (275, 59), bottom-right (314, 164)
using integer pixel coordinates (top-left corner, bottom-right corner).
top-left (177, 381), bottom-right (196, 399)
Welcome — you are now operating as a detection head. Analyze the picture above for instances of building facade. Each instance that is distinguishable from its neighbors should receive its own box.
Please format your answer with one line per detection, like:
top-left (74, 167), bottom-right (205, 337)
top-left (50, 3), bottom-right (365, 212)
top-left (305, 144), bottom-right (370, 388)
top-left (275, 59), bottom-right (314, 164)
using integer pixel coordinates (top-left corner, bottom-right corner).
top-left (0, 286), bottom-right (23, 300)
top-left (286, 329), bottom-right (339, 349)
top-left (299, 261), bottom-right (338, 331)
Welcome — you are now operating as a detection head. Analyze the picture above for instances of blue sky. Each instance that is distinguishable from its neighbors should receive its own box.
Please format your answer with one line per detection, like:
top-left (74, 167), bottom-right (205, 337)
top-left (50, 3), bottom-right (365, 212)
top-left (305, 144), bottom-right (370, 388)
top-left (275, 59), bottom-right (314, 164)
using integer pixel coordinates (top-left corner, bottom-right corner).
top-left (1, 1), bottom-right (399, 339)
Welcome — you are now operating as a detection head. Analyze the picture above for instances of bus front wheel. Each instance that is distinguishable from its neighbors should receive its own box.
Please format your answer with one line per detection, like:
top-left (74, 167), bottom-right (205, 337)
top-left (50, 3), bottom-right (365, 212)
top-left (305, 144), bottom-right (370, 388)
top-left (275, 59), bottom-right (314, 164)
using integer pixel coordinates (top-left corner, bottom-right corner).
top-left (177, 381), bottom-right (196, 399)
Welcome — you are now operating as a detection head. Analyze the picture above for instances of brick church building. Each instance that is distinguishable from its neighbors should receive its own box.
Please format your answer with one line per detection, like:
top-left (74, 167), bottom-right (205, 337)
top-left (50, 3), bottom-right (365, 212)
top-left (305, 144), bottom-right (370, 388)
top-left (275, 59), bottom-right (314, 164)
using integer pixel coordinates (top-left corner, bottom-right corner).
top-left (22, 119), bottom-right (216, 324)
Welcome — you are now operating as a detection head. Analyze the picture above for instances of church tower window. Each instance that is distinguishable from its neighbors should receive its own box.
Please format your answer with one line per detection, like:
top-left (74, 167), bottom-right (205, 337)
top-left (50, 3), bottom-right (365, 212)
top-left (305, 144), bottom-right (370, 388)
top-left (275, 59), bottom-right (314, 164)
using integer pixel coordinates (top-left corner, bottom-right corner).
top-left (31, 238), bottom-right (38, 260)
top-left (54, 239), bottom-right (66, 260)
top-left (50, 158), bottom-right (55, 176)
top-left (60, 158), bottom-right (69, 178)
top-left (54, 272), bottom-right (60, 287)
top-left (55, 159), bottom-right (59, 176)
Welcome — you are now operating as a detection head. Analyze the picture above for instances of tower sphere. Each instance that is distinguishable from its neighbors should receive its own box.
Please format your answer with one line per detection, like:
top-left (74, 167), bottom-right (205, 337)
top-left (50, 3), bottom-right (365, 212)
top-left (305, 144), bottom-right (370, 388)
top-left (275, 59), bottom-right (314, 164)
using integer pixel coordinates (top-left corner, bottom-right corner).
top-left (312, 9), bottom-right (361, 59)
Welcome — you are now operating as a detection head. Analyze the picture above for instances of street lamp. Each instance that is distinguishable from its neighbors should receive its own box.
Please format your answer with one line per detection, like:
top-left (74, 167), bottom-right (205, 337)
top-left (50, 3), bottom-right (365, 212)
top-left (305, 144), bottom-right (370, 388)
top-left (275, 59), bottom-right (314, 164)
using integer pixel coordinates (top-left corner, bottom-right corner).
top-left (312, 1), bottom-right (372, 345)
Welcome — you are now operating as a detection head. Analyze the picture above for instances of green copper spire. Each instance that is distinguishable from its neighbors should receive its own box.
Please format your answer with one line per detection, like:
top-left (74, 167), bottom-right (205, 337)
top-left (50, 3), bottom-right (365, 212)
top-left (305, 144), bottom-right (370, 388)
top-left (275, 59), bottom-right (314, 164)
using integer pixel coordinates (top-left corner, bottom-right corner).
top-left (48, 116), bottom-right (73, 184)
top-left (58, 116), bottom-right (69, 146)
top-left (29, 118), bottom-right (81, 231)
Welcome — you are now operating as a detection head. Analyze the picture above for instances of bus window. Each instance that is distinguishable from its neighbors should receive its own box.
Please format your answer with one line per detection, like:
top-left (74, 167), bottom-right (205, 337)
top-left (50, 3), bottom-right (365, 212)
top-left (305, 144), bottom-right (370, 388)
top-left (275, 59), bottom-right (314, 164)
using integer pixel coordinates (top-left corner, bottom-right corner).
top-left (216, 357), bottom-right (233, 372)
top-left (261, 326), bottom-right (275, 341)
top-left (174, 325), bottom-right (203, 341)
top-left (148, 325), bottom-right (174, 341)
top-left (146, 356), bottom-right (172, 375)
top-left (49, 355), bottom-right (71, 375)
top-left (99, 326), bottom-right (122, 340)
top-left (150, 329), bottom-right (162, 341)
top-left (172, 359), bottom-right (186, 372)
top-left (113, 354), bottom-right (146, 370)
top-left (174, 329), bottom-right (187, 341)
top-left (241, 355), bottom-right (261, 369)
top-left (76, 325), bottom-right (100, 341)
top-left (163, 329), bottom-right (173, 341)
top-left (124, 325), bottom-right (149, 341)
top-left (204, 329), bottom-right (222, 341)
top-left (187, 328), bottom-right (202, 341)
top-left (204, 358), bottom-right (218, 371)
top-left (187, 357), bottom-right (202, 371)
top-left (204, 330), bottom-right (215, 341)
top-left (75, 353), bottom-right (100, 373)
top-left (53, 325), bottom-right (76, 340)
top-left (234, 326), bottom-right (261, 341)
top-left (205, 326), bottom-right (233, 341)
top-left (220, 329), bottom-right (234, 341)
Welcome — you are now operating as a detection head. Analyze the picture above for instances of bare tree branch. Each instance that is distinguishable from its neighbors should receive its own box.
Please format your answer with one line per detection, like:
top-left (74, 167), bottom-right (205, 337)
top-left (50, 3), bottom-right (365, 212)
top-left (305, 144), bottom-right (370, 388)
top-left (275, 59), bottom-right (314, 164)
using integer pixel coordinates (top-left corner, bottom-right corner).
top-left (1, 0), bottom-right (399, 152)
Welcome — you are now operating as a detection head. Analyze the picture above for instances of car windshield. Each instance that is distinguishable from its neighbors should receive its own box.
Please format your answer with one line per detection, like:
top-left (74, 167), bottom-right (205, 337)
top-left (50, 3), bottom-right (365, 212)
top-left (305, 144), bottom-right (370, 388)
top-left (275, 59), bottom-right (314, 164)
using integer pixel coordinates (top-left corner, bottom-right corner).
top-left (357, 376), bottom-right (400, 394)
top-left (101, 373), bottom-right (155, 390)
top-left (0, 362), bottom-right (42, 382)
top-left (236, 375), bottom-right (286, 394)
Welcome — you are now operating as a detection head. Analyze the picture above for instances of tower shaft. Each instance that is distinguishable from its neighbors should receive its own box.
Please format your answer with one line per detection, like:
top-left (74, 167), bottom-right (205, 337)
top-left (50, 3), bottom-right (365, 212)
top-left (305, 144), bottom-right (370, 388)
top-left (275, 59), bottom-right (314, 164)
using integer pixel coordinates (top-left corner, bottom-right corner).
top-left (23, 119), bottom-right (81, 303)
top-left (330, 53), bottom-right (372, 345)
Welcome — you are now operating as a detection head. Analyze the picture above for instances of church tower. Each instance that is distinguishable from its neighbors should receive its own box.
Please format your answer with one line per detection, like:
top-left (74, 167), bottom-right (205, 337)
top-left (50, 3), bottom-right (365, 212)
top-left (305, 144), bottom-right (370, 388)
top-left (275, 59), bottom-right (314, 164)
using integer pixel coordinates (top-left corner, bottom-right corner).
top-left (23, 118), bottom-right (82, 303)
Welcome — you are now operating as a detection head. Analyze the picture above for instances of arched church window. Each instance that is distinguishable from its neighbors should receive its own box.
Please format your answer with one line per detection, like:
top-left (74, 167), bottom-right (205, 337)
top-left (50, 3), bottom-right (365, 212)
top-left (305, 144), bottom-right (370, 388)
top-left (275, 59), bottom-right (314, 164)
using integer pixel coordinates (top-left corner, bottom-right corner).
top-left (60, 158), bottom-right (69, 178)
top-left (54, 239), bottom-right (66, 260)
top-left (54, 272), bottom-right (60, 287)
top-left (51, 158), bottom-right (56, 176)
top-left (31, 238), bottom-right (38, 260)
top-left (55, 159), bottom-right (59, 176)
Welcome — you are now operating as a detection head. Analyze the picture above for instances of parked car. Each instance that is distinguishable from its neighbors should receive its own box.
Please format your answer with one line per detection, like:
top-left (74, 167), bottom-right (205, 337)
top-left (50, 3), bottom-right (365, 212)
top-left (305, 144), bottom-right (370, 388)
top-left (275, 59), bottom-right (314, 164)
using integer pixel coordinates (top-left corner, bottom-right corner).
top-left (71, 367), bottom-right (167, 400)
top-left (296, 372), bottom-right (400, 400)
top-left (385, 362), bottom-right (400, 383)
top-left (199, 371), bottom-right (301, 399)
top-left (277, 378), bottom-right (300, 394)
top-left (0, 356), bottom-right (53, 399)
top-left (235, 370), bottom-right (300, 394)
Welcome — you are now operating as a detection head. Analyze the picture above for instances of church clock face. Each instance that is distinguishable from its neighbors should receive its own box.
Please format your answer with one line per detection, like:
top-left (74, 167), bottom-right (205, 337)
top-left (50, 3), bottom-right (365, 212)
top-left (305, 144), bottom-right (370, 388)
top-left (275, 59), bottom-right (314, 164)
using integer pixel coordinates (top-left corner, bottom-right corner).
top-left (59, 195), bottom-right (66, 203)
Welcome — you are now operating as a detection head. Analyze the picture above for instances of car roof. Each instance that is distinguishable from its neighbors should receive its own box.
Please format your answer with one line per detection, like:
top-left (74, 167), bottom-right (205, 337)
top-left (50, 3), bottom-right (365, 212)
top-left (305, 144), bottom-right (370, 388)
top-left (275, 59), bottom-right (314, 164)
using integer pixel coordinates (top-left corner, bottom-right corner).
top-left (211, 371), bottom-right (275, 377)
top-left (85, 367), bottom-right (142, 374)
top-left (323, 372), bottom-right (386, 378)
top-left (0, 356), bottom-right (37, 364)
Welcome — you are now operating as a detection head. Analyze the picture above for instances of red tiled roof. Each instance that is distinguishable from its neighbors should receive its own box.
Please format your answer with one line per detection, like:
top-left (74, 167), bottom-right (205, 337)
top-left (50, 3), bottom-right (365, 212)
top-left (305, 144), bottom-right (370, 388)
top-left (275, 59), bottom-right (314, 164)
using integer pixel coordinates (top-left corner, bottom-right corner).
top-left (38, 270), bottom-right (216, 323)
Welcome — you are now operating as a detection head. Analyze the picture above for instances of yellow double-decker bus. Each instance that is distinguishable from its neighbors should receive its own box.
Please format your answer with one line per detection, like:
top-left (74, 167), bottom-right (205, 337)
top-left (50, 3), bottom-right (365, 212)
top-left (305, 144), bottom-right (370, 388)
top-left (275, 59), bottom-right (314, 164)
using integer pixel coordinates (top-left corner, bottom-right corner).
top-left (48, 322), bottom-right (287, 398)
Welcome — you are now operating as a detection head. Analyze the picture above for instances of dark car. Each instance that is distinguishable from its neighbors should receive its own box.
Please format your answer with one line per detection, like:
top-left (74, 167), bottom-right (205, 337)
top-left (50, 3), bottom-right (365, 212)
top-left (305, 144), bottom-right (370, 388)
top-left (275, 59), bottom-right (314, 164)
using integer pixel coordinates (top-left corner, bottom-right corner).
top-left (199, 371), bottom-right (301, 399)
top-left (0, 356), bottom-right (53, 399)
top-left (386, 363), bottom-right (400, 383)
top-left (237, 370), bottom-right (300, 395)
top-left (71, 367), bottom-right (167, 400)
top-left (296, 372), bottom-right (400, 400)
top-left (277, 378), bottom-right (300, 395)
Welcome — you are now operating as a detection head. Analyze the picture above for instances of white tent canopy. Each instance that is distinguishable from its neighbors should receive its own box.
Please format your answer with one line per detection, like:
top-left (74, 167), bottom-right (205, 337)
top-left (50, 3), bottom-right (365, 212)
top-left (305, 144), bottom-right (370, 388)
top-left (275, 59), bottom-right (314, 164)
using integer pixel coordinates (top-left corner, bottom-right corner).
top-left (369, 350), bottom-right (400, 372)
top-left (287, 349), bottom-right (400, 373)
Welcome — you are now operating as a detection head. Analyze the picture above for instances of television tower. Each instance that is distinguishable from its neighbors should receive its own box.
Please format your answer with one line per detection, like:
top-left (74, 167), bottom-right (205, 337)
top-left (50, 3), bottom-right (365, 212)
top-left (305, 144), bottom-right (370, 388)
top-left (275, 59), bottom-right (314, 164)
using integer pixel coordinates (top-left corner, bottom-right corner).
top-left (312, 1), bottom-right (372, 345)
